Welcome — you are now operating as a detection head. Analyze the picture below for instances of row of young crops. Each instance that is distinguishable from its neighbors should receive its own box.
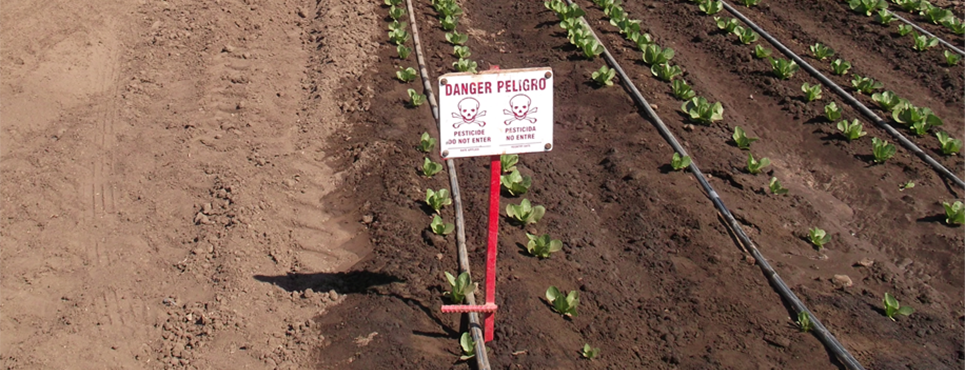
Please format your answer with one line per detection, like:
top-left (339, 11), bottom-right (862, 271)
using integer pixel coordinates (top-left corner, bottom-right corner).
top-left (379, 0), bottom-right (961, 365)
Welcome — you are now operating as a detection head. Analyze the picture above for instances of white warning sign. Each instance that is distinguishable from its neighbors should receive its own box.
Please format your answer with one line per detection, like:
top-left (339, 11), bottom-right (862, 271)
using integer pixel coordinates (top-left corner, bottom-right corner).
top-left (438, 67), bottom-right (554, 159)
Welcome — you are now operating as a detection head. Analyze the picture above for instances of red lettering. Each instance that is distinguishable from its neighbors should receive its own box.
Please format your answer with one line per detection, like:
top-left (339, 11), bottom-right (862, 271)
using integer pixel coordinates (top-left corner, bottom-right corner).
top-left (445, 84), bottom-right (452, 96)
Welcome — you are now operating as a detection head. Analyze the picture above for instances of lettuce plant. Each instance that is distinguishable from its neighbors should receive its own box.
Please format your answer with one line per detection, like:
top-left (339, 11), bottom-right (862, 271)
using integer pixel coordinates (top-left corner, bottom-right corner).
top-left (944, 50), bottom-right (962, 66)
top-left (642, 44), bottom-right (674, 65)
top-left (802, 83), bottom-right (822, 102)
top-left (808, 227), bottom-right (830, 249)
top-left (444, 271), bottom-right (473, 304)
top-left (897, 24), bottom-right (913, 36)
top-left (944, 201), bottom-right (965, 225)
top-left (874, 9), bottom-right (895, 24)
top-left (546, 286), bottom-right (579, 317)
top-left (604, 3), bottom-right (626, 19)
top-left (408, 88), bottom-right (426, 107)
top-left (384, 0), bottom-right (402, 6)
top-left (500, 169), bottom-right (532, 196)
top-left (671, 152), bottom-right (691, 171)
top-left (909, 114), bottom-right (943, 136)
top-left (735, 26), bottom-right (760, 44)
top-left (742, 0), bottom-right (761, 6)
top-left (810, 43), bottom-right (835, 60)
top-left (754, 44), bottom-right (772, 59)
top-left (837, 119), bottom-right (867, 141)
top-left (942, 17), bottom-right (965, 35)
top-left (699, 0), bottom-right (723, 15)
top-left (797, 312), bottom-right (813, 332)
top-left (651, 63), bottom-right (682, 82)
top-left (388, 20), bottom-right (407, 32)
top-left (872, 91), bottom-right (903, 111)
top-left (732, 126), bottom-right (758, 150)
top-left (923, 6), bottom-right (952, 24)
top-left (830, 59), bottom-right (852, 75)
top-left (453, 58), bottom-right (478, 73)
top-left (769, 177), bottom-right (789, 195)
top-left (506, 199), bottom-right (545, 225)
top-left (500, 154), bottom-right (518, 173)
top-left (825, 101), bottom-right (842, 121)
top-left (883, 292), bottom-right (914, 320)
top-left (681, 97), bottom-right (724, 125)
top-left (592, 65), bottom-right (616, 86)
top-left (397, 45), bottom-right (411, 60)
top-left (440, 15), bottom-right (458, 31)
top-left (389, 28), bottom-right (410, 45)
top-left (716, 17), bottom-right (740, 33)
top-left (453, 45), bottom-right (471, 59)
top-left (893, 106), bottom-right (942, 135)
top-left (849, 0), bottom-right (887, 16)
top-left (396, 66), bottom-right (417, 82)
top-left (419, 132), bottom-right (436, 153)
top-left (525, 233), bottom-right (563, 258)
top-left (769, 58), bottom-right (800, 80)
top-left (872, 137), bottom-right (897, 163)
top-left (431, 215), bottom-right (455, 235)
top-left (613, 18), bottom-right (642, 36)
top-left (851, 75), bottom-right (883, 94)
top-left (459, 332), bottom-right (475, 361)
top-left (389, 5), bottom-right (406, 20)
top-left (582, 344), bottom-right (600, 359)
top-left (426, 188), bottom-right (453, 213)
top-left (423, 157), bottom-right (443, 177)
top-left (936, 132), bottom-right (962, 155)
top-left (434, 0), bottom-right (463, 17)
top-left (628, 31), bottom-right (655, 49)
top-left (894, 0), bottom-right (921, 12)
top-left (579, 38), bottom-right (605, 59)
top-left (445, 31), bottom-right (468, 45)
top-left (672, 80), bottom-right (696, 100)
top-left (911, 32), bottom-right (939, 51)
top-left (746, 153), bottom-right (770, 174)
top-left (899, 180), bottom-right (915, 191)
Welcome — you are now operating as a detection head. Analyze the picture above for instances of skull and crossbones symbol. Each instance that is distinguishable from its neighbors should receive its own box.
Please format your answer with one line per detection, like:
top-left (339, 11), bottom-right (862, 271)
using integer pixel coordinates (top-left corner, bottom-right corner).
top-left (503, 94), bottom-right (538, 125)
top-left (451, 98), bottom-right (487, 128)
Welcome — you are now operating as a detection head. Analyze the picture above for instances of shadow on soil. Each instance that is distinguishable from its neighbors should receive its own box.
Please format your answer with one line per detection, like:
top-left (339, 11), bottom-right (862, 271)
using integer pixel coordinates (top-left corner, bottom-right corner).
top-left (254, 270), bottom-right (402, 294)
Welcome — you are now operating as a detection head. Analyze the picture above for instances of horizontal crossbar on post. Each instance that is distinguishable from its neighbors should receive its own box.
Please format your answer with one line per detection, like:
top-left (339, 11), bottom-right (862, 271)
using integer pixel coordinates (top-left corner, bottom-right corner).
top-left (441, 303), bottom-right (498, 314)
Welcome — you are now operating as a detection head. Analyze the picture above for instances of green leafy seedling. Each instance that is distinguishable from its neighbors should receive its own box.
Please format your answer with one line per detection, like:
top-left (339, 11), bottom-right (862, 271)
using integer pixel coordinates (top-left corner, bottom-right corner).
top-left (732, 126), bottom-right (758, 150)
top-left (851, 75), bottom-right (883, 94)
top-left (500, 169), bottom-right (532, 196)
top-left (769, 177), bottom-right (789, 195)
top-left (426, 188), bottom-right (453, 213)
top-left (384, 0), bottom-right (402, 6)
top-left (735, 26), bottom-right (760, 44)
top-left (446, 31), bottom-right (469, 45)
top-left (681, 97), bottom-right (724, 125)
top-left (651, 63), bottom-right (682, 82)
top-left (742, 0), bottom-right (761, 6)
top-left (453, 45), bottom-right (471, 59)
top-left (582, 343), bottom-right (600, 359)
top-left (419, 132), bottom-right (436, 153)
top-left (671, 152), bottom-right (691, 171)
top-left (440, 15), bottom-right (458, 31)
top-left (897, 24), bottom-right (913, 36)
top-left (899, 180), bottom-right (915, 191)
top-left (872, 91), bottom-right (903, 111)
top-left (699, 0), bottom-right (723, 15)
top-left (923, 6), bottom-right (952, 24)
top-left (893, 106), bottom-right (942, 136)
top-left (911, 32), bottom-right (939, 51)
top-left (837, 119), bottom-right (867, 141)
top-left (613, 18), bottom-right (642, 36)
top-left (592, 65), bottom-right (616, 86)
top-left (825, 101), bottom-right (842, 121)
top-left (872, 137), bottom-right (897, 163)
top-left (397, 45), bottom-right (411, 60)
top-left (944, 50), bottom-right (962, 66)
top-left (546, 286), bottom-right (579, 317)
top-left (849, 0), bottom-right (887, 16)
top-left (942, 17), bottom-right (965, 35)
top-left (769, 57), bottom-right (800, 80)
top-left (453, 58), bottom-right (478, 73)
top-left (434, 0), bottom-right (463, 17)
top-left (797, 311), bottom-right (813, 332)
top-left (642, 44), bottom-right (674, 65)
top-left (810, 43), bottom-right (835, 60)
top-left (628, 31), bottom-right (655, 49)
top-left (388, 5), bottom-right (406, 20)
top-left (672, 80), bottom-right (696, 100)
top-left (715, 16), bottom-right (740, 33)
top-left (430, 214), bottom-right (455, 235)
top-left (525, 233), bottom-right (563, 258)
top-left (808, 227), bottom-right (831, 249)
top-left (579, 38), bottom-right (605, 59)
top-left (754, 44), bottom-right (773, 59)
top-left (943, 201), bottom-right (965, 225)
top-left (506, 199), bottom-right (546, 225)
top-left (874, 9), bottom-right (895, 24)
top-left (936, 131), bottom-right (962, 155)
top-left (388, 20), bottom-right (407, 32)
top-left (746, 152), bottom-right (770, 174)
top-left (883, 292), bottom-right (914, 320)
top-left (423, 157), bottom-right (443, 177)
top-left (802, 82), bottom-right (822, 102)
top-left (500, 154), bottom-right (518, 173)
top-left (396, 66), bottom-right (417, 82)
top-left (388, 28), bottom-right (410, 45)
top-left (830, 58), bottom-right (852, 75)
top-left (459, 332), bottom-right (475, 361)
top-left (408, 88), bottom-right (426, 107)
top-left (444, 271), bottom-right (473, 304)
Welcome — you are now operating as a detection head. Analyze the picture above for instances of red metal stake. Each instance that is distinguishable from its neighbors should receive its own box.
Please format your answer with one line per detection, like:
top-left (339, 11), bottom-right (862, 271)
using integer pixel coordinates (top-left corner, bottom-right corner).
top-left (483, 154), bottom-right (500, 342)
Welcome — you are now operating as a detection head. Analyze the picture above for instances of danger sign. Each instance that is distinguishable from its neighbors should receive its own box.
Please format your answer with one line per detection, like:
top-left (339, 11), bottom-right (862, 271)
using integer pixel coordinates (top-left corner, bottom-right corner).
top-left (438, 67), bottom-right (554, 159)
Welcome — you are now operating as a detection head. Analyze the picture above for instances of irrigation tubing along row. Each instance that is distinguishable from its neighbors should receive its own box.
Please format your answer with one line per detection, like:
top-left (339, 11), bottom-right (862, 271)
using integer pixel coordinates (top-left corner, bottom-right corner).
top-left (721, 1), bottom-right (965, 190)
top-left (564, 0), bottom-right (867, 368)
top-left (404, 0), bottom-right (492, 368)
top-left (891, 12), bottom-right (965, 56)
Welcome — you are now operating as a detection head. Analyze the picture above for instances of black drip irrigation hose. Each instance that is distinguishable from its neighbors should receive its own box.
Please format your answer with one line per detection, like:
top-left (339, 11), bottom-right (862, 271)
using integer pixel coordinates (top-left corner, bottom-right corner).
top-left (565, 0), bottom-right (867, 369)
top-left (891, 12), bottom-right (965, 56)
top-left (404, 0), bottom-right (492, 368)
top-left (721, 1), bottom-right (965, 191)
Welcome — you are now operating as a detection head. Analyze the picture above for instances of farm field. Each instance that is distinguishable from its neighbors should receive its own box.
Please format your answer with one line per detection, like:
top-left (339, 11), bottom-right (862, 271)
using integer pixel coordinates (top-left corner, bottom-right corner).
top-left (1, 0), bottom-right (962, 369)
